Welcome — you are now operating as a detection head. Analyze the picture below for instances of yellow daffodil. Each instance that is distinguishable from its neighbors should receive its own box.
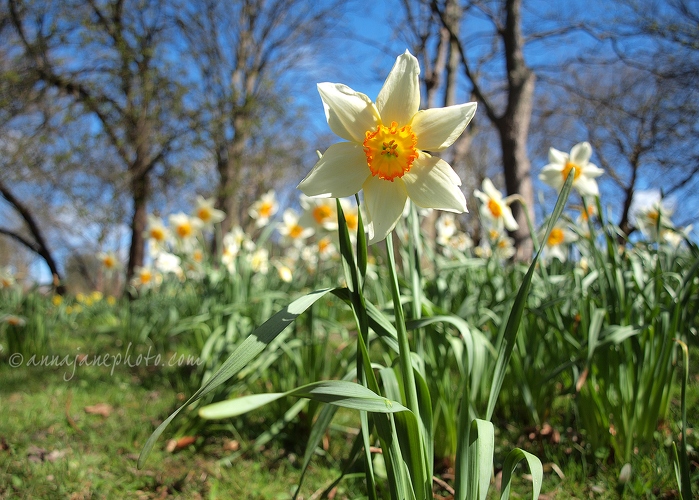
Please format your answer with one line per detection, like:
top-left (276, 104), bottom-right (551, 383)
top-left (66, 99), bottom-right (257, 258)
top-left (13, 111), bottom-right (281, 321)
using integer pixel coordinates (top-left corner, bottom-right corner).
top-left (298, 50), bottom-right (475, 244)
top-left (539, 142), bottom-right (604, 196)
top-left (474, 178), bottom-right (519, 231)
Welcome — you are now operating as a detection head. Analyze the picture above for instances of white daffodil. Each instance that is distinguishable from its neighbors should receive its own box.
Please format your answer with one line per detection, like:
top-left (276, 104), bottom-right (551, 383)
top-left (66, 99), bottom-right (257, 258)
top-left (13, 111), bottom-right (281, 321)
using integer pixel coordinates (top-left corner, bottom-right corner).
top-left (539, 142), bottom-right (604, 197)
top-left (542, 224), bottom-right (577, 263)
top-left (635, 200), bottom-right (674, 240)
top-left (154, 252), bottom-right (184, 280)
top-left (194, 196), bottom-right (225, 227)
top-left (249, 190), bottom-right (279, 228)
top-left (0, 266), bottom-right (17, 288)
top-left (146, 215), bottom-right (170, 246)
top-left (132, 266), bottom-right (161, 289)
top-left (278, 209), bottom-right (314, 248)
top-left (249, 248), bottom-right (269, 275)
top-left (474, 178), bottom-right (519, 231)
top-left (97, 251), bottom-right (120, 271)
top-left (169, 213), bottom-right (201, 241)
top-left (300, 194), bottom-right (338, 231)
top-left (298, 50), bottom-right (475, 244)
top-left (436, 213), bottom-right (458, 246)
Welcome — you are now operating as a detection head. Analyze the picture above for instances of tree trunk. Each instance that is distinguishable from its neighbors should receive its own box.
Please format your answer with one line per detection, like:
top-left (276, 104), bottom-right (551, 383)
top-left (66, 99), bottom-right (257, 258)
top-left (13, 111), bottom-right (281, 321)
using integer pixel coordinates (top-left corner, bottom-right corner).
top-left (126, 170), bottom-right (149, 284)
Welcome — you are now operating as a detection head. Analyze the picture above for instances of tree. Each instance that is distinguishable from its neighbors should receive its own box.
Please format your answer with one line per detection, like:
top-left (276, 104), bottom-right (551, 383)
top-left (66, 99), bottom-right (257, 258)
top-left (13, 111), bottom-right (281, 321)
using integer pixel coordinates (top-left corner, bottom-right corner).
top-left (8, 0), bottom-right (188, 283)
top-left (425, 0), bottom-right (536, 259)
top-left (177, 0), bottom-right (350, 235)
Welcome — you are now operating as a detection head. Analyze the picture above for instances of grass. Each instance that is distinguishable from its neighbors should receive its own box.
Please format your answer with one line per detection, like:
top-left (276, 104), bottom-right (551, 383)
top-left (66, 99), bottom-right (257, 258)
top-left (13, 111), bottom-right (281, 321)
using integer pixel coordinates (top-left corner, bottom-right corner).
top-left (3, 331), bottom-right (696, 499)
top-left (0, 331), bottom-right (359, 499)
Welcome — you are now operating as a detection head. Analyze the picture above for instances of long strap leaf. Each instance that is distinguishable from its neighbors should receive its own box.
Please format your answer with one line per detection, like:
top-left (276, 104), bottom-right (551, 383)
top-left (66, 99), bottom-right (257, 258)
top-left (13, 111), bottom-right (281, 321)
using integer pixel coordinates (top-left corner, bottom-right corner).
top-left (199, 380), bottom-right (408, 419)
top-left (137, 287), bottom-right (336, 469)
top-left (485, 172), bottom-right (573, 421)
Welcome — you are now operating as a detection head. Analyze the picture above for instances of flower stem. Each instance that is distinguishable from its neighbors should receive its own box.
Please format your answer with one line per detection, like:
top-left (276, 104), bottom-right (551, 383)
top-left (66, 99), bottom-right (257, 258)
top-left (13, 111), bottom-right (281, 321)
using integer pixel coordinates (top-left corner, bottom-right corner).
top-left (385, 234), bottom-right (420, 416)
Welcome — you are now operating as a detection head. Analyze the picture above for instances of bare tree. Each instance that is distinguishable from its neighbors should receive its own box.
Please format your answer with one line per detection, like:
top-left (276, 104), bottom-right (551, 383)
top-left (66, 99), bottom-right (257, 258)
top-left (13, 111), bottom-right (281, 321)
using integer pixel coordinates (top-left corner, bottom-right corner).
top-left (177, 0), bottom-right (349, 234)
top-left (424, 0), bottom-right (535, 258)
top-left (8, 0), bottom-right (188, 284)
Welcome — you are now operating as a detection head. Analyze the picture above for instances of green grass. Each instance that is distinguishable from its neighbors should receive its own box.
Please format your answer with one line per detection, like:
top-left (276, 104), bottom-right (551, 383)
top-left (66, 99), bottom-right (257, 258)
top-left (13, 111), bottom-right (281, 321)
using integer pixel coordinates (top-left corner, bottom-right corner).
top-left (0, 333), bottom-right (358, 499)
top-left (3, 333), bottom-right (695, 499)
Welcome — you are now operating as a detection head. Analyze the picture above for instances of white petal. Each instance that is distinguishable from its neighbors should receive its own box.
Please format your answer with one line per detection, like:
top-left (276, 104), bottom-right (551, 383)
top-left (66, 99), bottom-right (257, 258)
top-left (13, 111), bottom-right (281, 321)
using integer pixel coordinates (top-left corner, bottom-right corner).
top-left (582, 162), bottom-right (605, 178)
top-left (548, 147), bottom-right (568, 165)
top-left (363, 176), bottom-right (408, 244)
top-left (297, 142), bottom-right (370, 198)
top-left (402, 154), bottom-right (467, 212)
top-left (481, 178), bottom-right (503, 201)
top-left (570, 141), bottom-right (592, 166)
top-left (376, 50), bottom-right (420, 126)
top-left (318, 83), bottom-right (380, 143)
top-left (574, 176), bottom-right (599, 197)
top-left (503, 208), bottom-right (519, 231)
top-left (412, 102), bottom-right (477, 152)
top-left (539, 164), bottom-right (564, 190)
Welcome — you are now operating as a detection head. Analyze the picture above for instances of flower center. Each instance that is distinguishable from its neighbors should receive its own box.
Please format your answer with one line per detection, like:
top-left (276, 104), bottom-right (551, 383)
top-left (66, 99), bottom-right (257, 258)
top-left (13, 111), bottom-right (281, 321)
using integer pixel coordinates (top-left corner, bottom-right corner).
top-left (647, 210), bottom-right (659, 223)
top-left (140, 269), bottom-right (152, 284)
top-left (363, 122), bottom-right (418, 181)
top-left (259, 202), bottom-right (273, 218)
top-left (548, 228), bottom-right (564, 246)
top-left (313, 205), bottom-right (333, 224)
top-left (561, 161), bottom-right (582, 182)
top-left (289, 225), bottom-right (304, 239)
top-left (150, 227), bottom-right (166, 241)
top-left (488, 199), bottom-right (503, 218)
top-left (197, 207), bottom-right (212, 222)
top-left (176, 223), bottom-right (192, 239)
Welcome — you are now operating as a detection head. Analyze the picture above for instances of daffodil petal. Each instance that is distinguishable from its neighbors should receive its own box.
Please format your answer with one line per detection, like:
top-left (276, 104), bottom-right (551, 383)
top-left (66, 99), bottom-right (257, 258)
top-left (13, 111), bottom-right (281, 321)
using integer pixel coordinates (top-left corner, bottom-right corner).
top-left (539, 164), bottom-right (564, 190)
top-left (583, 163), bottom-right (605, 178)
top-left (297, 142), bottom-right (370, 198)
top-left (574, 176), bottom-right (599, 197)
top-left (503, 209), bottom-right (519, 232)
top-left (376, 50), bottom-right (420, 126)
top-left (570, 141), bottom-right (592, 165)
top-left (412, 102), bottom-right (477, 152)
top-left (402, 154), bottom-right (467, 212)
top-left (548, 147), bottom-right (568, 165)
top-left (363, 176), bottom-right (408, 244)
top-left (318, 83), bottom-right (380, 143)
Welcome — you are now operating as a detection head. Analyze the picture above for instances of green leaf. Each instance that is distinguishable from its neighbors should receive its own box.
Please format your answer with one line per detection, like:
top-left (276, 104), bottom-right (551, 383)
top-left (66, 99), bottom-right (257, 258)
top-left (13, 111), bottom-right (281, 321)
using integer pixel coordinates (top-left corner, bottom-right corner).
top-left (485, 171), bottom-right (574, 421)
top-left (137, 287), bottom-right (336, 469)
top-left (199, 380), bottom-right (408, 419)
top-left (500, 448), bottom-right (543, 500)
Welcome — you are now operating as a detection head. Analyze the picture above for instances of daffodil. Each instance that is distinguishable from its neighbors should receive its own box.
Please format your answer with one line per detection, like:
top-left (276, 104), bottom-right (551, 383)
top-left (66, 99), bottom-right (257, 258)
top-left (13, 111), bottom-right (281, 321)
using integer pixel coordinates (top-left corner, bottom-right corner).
top-left (539, 142), bottom-right (604, 196)
top-left (146, 215), bottom-right (170, 247)
top-left (298, 50), bottom-right (475, 244)
top-left (249, 190), bottom-right (279, 228)
top-left (634, 199), bottom-right (674, 240)
top-left (169, 213), bottom-right (201, 241)
top-left (474, 178), bottom-right (519, 231)
top-left (97, 251), bottom-right (120, 271)
top-left (278, 209), bottom-right (314, 248)
top-left (0, 266), bottom-right (16, 288)
top-left (300, 195), bottom-right (338, 231)
top-left (194, 196), bottom-right (225, 227)
top-left (542, 224), bottom-right (577, 263)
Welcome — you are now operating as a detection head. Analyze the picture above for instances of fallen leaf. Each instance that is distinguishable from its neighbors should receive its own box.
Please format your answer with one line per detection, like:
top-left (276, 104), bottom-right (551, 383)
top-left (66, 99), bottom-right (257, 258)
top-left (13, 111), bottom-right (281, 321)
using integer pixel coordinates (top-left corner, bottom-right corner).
top-left (84, 403), bottom-right (113, 417)
top-left (222, 439), bottom-right (239, 452)
top-left (165, 436), bottom-right (197, 453)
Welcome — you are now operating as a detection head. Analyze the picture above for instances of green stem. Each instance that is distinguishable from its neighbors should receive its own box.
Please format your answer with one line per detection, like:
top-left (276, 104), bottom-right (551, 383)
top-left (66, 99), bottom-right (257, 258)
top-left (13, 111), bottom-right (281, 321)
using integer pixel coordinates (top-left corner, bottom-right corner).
top-left (385, 234), bottom-right (420, 416)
